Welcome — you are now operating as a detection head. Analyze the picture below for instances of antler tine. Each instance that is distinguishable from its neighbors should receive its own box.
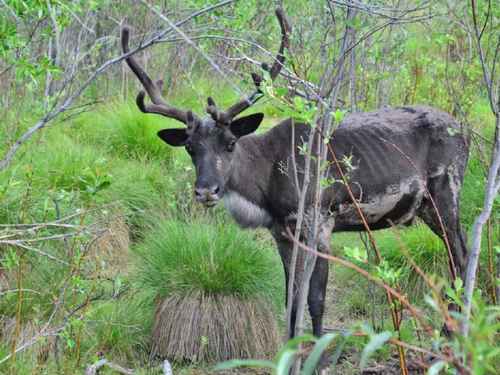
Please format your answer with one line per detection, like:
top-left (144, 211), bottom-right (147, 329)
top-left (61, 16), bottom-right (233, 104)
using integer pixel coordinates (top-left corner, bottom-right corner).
top-left (206, 97), bottom-right (230, 125)
top-left (221, 7), bottom-right (292, 120)
top-left (121, 27), bottom-right (200, 126)
top-left (206, 97), bottom-right (219, 120)
top-left (269, 7), bottom-right (291, 80)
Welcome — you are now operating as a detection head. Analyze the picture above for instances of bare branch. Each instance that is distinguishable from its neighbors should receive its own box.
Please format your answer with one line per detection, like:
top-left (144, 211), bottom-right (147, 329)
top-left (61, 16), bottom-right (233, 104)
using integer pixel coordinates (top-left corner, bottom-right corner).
top-left (85, 358), bottom-right (134, 375)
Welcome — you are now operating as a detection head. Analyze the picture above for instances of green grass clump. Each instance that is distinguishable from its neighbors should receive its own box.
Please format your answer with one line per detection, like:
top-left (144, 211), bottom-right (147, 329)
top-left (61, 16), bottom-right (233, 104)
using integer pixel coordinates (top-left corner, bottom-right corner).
top-left (73, 100), bottom-right (175, 161)
top-left (30, 132), bottom-right (112, 194)
top-left (81, 294), bottom-right (153, 362)
top-left (0, 133), bottom-right (113, 224)
top-left (133, 220), bottom-right (283, 305)
top-left (379, 225), bottom-right (447, 270)
top-left (98, 158), bottom-right (166, 231)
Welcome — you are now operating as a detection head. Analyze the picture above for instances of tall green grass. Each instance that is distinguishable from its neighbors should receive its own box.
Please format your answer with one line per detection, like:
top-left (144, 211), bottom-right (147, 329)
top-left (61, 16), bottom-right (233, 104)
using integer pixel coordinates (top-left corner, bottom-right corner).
top-left (0, 100), bottom-right (198, 227)
top-left (376, 225), bottom-right (449, 298)
top-left (133, 219), bottom-right (284, 306)
top-left (80, 294), bottom-right (154, 363)
top-left (0, 254), bottom-right (71, 320)
top-left (73, 101), bottom-right (174, 161)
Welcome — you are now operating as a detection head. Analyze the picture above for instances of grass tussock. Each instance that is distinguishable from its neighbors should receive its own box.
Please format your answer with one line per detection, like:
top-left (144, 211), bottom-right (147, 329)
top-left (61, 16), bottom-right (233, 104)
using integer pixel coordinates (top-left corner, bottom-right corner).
top-left (133, 220), bottom-right (283, 303)
top-left (151, 291), bottom-right (279, 362)
top-left (133, 219), bottom-right (283, 363)
top-left (73, 100), bottom-right (175, 161)
top-left (87, 211), bottom-right (130, 278)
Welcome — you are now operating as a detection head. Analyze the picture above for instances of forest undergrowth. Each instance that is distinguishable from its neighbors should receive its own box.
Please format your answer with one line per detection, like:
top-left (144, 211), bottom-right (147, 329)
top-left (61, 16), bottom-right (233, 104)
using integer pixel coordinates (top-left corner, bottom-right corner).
top-left (1, 1), bottom-right (499, 374)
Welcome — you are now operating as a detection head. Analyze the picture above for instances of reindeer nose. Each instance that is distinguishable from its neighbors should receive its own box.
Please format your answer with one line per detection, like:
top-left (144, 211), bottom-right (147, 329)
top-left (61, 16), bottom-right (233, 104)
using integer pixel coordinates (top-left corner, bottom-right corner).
top-left (195, 185), bottom-right (220, 198)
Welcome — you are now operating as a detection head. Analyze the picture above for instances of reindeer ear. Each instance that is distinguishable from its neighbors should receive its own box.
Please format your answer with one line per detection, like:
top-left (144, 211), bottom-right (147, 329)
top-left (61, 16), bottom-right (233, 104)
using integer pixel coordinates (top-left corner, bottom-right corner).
top-left (157, 129), bottom-right (188, 146)
top-left (230, 113), bottom-right (264, 138)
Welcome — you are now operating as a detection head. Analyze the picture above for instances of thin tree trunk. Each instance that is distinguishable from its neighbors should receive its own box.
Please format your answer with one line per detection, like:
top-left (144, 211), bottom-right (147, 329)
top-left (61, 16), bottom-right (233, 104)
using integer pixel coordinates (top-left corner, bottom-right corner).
top-left (462, 0), bottom-right (500, 335)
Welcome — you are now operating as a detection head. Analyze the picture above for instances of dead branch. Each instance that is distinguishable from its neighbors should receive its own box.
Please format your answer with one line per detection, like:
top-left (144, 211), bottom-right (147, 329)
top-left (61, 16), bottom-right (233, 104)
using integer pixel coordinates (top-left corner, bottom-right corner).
top-left (85, 358), bottom-right (134, 375)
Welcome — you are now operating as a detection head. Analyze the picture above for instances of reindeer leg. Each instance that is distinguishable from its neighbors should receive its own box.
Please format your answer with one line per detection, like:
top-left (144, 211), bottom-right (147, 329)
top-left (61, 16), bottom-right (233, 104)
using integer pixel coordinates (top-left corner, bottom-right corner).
top-left (419, 172), bottom-right (468, 336)
top-left (308, 217), bottom-right (335, 337)
top-left (308, 255), bottom-right (329, 337)
top-left (271, 224), bottom-right (299, 338)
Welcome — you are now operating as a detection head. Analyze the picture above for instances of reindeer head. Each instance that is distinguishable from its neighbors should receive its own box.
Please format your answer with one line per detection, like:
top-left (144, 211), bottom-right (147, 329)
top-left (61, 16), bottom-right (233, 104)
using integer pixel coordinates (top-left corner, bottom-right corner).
top-left (121, 8), bottom-right (290, 207)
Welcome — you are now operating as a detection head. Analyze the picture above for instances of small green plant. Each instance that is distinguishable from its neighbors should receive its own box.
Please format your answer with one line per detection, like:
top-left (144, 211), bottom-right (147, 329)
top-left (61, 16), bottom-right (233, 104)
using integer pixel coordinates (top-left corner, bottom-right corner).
top-left (376, 225), bottom-right (450, 299)
top-left (422, 286), bottom-right (500, 374)
top-left (215, 333), bottom-right (342, 374)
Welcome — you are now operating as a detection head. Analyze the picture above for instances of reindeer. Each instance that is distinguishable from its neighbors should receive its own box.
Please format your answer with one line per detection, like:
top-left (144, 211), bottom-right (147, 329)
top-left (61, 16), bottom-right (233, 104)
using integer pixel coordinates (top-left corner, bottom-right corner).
top-left (121, 10), bottom-right (469, 338)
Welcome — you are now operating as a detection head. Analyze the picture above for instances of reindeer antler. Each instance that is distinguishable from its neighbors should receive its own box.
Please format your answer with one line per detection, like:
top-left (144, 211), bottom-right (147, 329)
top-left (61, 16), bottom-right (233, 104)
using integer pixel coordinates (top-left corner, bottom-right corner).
top-left (206, 7), bottom-right (292, 124)
top-left (121, 27), bottom-right (201, 127)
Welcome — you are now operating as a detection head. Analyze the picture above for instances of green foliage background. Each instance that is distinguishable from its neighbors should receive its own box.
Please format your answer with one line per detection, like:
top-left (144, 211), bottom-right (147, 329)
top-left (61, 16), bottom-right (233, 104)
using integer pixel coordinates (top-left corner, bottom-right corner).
top-left (0, 0), bottom-right (498, 373)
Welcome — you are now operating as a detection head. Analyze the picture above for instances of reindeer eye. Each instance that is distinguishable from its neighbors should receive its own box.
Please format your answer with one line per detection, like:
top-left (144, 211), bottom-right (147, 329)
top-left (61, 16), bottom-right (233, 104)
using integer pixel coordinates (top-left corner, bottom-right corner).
top-left (226, 140), bottom-right (236, 152)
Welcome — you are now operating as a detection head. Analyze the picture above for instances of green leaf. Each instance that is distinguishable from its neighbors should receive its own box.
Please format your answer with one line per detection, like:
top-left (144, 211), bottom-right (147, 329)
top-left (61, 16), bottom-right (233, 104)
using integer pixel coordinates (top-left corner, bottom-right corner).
top-left (427, 360), bottom-right (446, 375)
top-left (344, 246), bottom-right (367, 263)
top-left (275, 87), bottom-right (288, 97)
top-left (424, 294), bottom-right (441, 313)
top-left (214, 359), bottom-right (276, 371)
top-left (95, 179), bottom-right (111, 192)
top-left (276, 334), bottom-right (316, 357)
top-left (360, 331), bottom-right (392, 369)
top-left (333, 109), bottom-right (346, 123)
top-left (276, 349), bottom-right (297, 375)
top-left (293, 96), bottom-right (305, 112)
top-left (302, 333), bottom-right (337, 374)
